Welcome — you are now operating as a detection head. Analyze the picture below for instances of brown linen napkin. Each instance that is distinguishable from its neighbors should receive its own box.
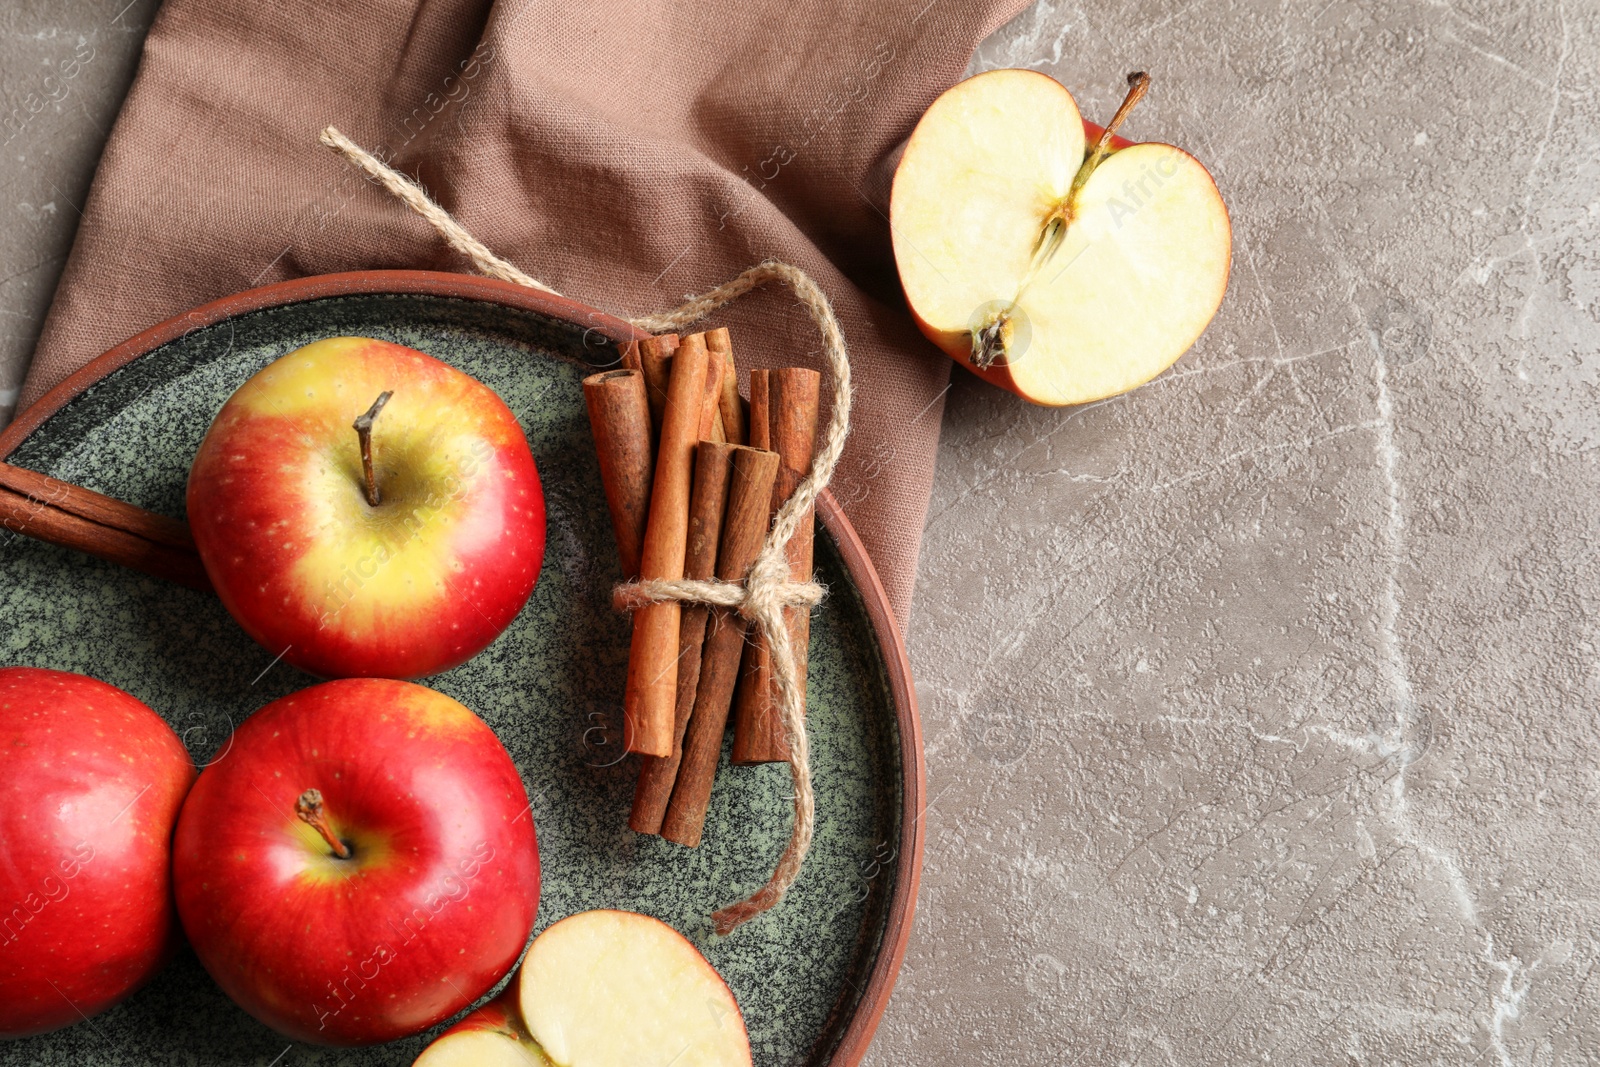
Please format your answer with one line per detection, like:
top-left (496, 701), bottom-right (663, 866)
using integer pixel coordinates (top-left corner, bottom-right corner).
top-left (19, 0), bottom-right (1031, 627)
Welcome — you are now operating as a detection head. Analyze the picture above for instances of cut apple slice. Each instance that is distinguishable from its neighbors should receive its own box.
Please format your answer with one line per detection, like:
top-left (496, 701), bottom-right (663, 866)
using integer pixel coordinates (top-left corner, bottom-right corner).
top-left (414, 990), bottom-right (553, 1067)
top-left (892, 68), bottom-right (1231, 406)
top-left (517, 910), bottom-right (750, 1067)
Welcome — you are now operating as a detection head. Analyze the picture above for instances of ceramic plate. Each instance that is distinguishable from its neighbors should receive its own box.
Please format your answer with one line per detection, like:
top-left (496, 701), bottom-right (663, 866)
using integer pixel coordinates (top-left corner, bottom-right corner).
top-left (0, 272), bottom-right (922, 1067)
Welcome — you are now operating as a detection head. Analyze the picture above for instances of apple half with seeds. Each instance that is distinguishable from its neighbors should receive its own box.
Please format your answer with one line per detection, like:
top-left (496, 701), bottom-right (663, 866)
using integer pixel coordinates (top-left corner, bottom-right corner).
top-left (891, 68), bottom-right (1231, 406)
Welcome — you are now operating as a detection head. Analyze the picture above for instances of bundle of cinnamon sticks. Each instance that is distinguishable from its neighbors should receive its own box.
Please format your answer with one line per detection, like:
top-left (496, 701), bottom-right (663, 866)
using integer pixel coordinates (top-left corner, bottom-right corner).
top-left (582, 328), bottom-right (819, 848)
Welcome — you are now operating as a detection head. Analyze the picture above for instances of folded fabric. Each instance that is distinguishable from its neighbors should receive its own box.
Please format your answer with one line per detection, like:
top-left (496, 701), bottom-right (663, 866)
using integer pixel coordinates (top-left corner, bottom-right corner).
top-left (21, 0), bottom-right (1031, 625)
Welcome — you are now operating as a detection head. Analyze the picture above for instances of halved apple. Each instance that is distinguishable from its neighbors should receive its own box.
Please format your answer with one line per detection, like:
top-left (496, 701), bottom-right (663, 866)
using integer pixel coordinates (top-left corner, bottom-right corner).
top-left (414, 990), bottom-right (553, 1067)
top-left (891, 69), bottom-right (1231, 406)
top-left (517, 910), bottom-right (750, 1067)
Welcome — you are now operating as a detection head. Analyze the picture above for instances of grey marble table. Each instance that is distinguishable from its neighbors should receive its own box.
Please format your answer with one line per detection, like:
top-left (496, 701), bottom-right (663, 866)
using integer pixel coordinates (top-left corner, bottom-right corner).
top-left (5, 1), bottom-right (1599, 1064)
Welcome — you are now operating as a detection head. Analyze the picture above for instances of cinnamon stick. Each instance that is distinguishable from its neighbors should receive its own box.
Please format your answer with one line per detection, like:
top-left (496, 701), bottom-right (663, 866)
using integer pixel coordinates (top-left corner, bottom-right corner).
top-left (700, 334), bottom-right (728, 443)
top-left (630, 441), bottom-right (736, 834)
top-left (618, 339), bottom-right (643, 373)
top-left (582, 369), bottom-right (654, 579)
top-left (731, 368), bottom-right (821, 764)
top-left (623, 332), bottom-right (709, 757)
top-left (709, 329), bottom-right (745, 446)
top-left (0, 462), bottom-right (210, 590)
top-left (637, 333), bottom-right (678, 435)
top-left (747, 369), bottom-right (771, 450)
top-left (661, 444), bottom-right (781, 848)
top-left (728, 370), bottom-right (774, 759)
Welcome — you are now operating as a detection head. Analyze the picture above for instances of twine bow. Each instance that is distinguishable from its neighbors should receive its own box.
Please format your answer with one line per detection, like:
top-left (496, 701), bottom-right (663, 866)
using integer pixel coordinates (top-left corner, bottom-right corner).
top-left (320, 127), bottom-right (853, 934)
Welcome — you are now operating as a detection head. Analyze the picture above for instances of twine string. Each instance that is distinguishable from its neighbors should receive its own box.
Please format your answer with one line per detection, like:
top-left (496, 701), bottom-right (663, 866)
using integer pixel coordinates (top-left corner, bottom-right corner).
top-left (320, 127), bottom-right (854, 935)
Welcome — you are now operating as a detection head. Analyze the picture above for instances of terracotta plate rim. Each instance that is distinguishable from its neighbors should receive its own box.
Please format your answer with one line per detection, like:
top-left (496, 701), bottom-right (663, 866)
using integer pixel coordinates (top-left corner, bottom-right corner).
top-left (0, 269), bottom-right (924, 1067)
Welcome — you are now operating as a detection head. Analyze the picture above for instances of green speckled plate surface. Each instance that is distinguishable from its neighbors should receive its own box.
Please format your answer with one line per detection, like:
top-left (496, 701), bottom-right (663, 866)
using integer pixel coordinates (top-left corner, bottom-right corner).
top-left (0, 273), bottom-right (921, 1067)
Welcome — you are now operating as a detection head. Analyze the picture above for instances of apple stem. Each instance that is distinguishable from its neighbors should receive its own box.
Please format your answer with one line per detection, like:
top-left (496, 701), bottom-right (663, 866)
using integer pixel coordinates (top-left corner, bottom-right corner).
top-left (295, 788), bottom-right (352, 859)
top-left (353, 391), bottom-right (393, 508)
top-left (1067, 71), bottom-right (1150, 203)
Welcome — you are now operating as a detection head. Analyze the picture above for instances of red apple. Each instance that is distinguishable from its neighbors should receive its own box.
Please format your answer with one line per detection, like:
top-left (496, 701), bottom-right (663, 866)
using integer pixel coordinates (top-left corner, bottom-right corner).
top-left (171, 678), bottom-right (539, 1045)
top-left (0, 667), bottom-right (195, 1038)
top-left (187, 336), bottom-right (545, 680)
top-left (892, 69), bottom-right (1232, 406)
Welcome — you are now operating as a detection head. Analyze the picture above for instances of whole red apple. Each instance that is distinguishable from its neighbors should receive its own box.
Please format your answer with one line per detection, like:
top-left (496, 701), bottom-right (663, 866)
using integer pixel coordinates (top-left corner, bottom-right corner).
top-left (0, 667), bottom-right (195, 1039)
top-left (187, 336), bottom-right (545, 680)
top-left (171, 678), bottom-right (539, 1045)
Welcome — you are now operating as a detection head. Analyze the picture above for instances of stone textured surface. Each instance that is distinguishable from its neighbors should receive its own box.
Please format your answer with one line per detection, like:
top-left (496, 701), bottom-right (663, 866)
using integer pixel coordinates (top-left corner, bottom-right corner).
top-left (0, 0), bottom-right (159, 425)
top-left (5, 0), bottom-right (1600, 1063)
top-left (875, 2), bottom-right (1600, 1065)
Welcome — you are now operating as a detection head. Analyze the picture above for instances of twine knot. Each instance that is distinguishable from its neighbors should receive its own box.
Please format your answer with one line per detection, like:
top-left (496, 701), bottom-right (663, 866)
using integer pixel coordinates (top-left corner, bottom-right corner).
top-left (610, 568), bottom-right (824, 621)
top-left (321, 126), bottom-right (853, 935)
